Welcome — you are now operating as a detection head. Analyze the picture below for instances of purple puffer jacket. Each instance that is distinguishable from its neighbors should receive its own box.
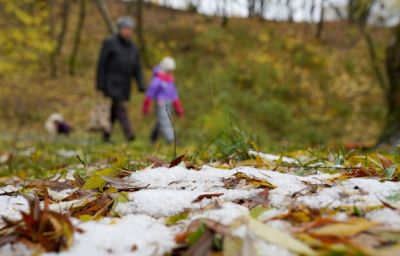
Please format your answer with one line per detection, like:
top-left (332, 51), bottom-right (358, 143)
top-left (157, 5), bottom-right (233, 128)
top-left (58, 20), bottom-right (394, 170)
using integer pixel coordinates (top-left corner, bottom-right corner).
top-left (145, 66), bottom-right (178, 102)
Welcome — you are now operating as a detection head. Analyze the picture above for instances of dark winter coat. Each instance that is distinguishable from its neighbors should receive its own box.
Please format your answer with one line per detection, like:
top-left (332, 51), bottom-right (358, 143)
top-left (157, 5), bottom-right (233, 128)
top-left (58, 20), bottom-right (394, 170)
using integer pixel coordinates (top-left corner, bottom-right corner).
top-left (96, 35), bottom-right (145, 101)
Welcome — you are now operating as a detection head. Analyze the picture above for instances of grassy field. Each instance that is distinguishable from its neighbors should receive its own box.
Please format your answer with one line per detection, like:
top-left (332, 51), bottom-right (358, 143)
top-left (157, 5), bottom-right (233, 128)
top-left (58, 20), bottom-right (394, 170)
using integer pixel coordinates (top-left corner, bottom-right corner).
top-left (0, 3), bottom-right (392, 157)
top-left (2, 4), bottom-right (400, 255)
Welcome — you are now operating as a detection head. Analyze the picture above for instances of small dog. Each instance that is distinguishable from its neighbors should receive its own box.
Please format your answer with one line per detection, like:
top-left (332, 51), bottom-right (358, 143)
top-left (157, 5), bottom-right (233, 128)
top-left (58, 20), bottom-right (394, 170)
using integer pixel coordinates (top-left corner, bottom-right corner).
top-left (45, 113), bottom-right (73, 136)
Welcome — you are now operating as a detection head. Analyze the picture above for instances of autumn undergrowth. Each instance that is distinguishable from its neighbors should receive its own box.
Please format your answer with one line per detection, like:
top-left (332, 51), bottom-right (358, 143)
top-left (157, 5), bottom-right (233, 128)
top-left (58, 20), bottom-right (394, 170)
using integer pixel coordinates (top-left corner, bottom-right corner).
top-left (0, 3), bottom-right (391, 149)
top-left (0, 124), bottom-right (399, 182)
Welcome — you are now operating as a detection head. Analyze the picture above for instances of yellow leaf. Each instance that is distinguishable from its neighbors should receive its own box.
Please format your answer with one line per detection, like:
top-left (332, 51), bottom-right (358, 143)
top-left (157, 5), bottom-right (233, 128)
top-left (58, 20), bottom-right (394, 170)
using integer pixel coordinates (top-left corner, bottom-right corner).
top-left (247, 217), bottom-right (315, 256)
top-left (104, 187), bottom-right (118, 194)
top-left (83, 168), bottom-right (118, 190)
top-left (234, 172), bottom-right (276, 189)
top-left (309, 218), bottom-right (377, 237)
top-left (223, 235), bottom-right (244, 256)
top-left (79, 214), bottom-right (93, 222)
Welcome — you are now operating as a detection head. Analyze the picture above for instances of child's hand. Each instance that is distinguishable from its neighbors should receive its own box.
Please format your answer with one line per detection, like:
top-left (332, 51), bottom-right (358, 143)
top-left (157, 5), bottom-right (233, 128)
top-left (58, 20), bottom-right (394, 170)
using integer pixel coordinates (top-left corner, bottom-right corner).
top-left (173, 100), bottom-right (184, 117)
top-left (142, 97), bottom-right (152, 115)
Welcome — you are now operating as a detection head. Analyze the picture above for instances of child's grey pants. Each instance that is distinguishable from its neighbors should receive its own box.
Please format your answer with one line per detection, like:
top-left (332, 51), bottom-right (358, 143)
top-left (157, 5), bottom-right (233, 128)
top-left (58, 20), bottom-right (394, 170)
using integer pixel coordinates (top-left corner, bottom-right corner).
top-left (151, 101), bottom-right (174, 143)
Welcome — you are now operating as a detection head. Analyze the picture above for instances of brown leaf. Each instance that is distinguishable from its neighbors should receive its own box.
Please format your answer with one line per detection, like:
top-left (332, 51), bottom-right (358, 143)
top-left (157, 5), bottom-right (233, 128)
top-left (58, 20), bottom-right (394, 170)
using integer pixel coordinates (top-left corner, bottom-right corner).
top-left (294, 218), bottom-right (339, 233)
top-left (378, 154), bottom-right (394, 169)
top-left (0, 234), bottom-right (18, 246)
top-left (0, 195), bottom-right (75, 252)
top-left (192, 193), bottom-right (224, 203)
top-left (146, 155), bottom-right (167, 168)
top-left (186, 219), bottom-right (228, 235)
top-left (234, 172), bottom-right (276, 189)
top-left (131, 244), bottom-right (138, 252)
top-left (175, 232), bottom-right (188, 243)
top-left (377, 197), bottom-right (399, 210)
top-left (27, 180), bottom-right (73, 191)
top-left (73, 173), bottom-right (85, 187)
top-left (223, 177), bottom-right (241, 189)
top-left (169, 154), bottom-right (186, 168)
top-left (71, 194), bottom-right (113, 218)
top-left (183, 229), bottom-right (214, 256)
top-left (234, 189), bottom-right (269, 209)
top-left (345, 167), bottom-right (378, 178)
top-left (101, 176), bottom-right (149, 191)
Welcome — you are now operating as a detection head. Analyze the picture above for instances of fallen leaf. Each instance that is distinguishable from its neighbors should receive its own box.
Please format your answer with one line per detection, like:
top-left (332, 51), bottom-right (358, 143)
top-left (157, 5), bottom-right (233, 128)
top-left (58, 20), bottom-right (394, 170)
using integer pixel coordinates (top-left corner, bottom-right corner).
top-left (186, 219), bottom-right (228, 235)
top-left (249, 206), bottom-right (269, 219)
top-left (192, 193), bottom-right (224, 203)
top-left (83, 168), bottom-right (118, 190)
top-left (175, 232), bottom-right (188, 243)
top-left (165, 211), bottom-right (190, 226)
top-left (245, 217), bottom-right (315, 255)
top-left (378, 154), bottom-right (394, 169)
top-left (185, 228), bottom-right (214, 256)
top-left (27, 180), bottom-right (73, 191)
top-left (101, 176), bottom-right (148, 191)
top-left (234, 189), bottom-right (269, 209)
top-left (146, 155), bottom-right (167, 168)
top-left (0, 195), bottom-right (75, 252)
top-left (233, 172), bottom-right (276, 189)
top-left (169, 154), bottom-right (186, 168)
top-left (309, 218), bottom-right (377, 238)
top-left (223, 235), bottom-right (243, 256)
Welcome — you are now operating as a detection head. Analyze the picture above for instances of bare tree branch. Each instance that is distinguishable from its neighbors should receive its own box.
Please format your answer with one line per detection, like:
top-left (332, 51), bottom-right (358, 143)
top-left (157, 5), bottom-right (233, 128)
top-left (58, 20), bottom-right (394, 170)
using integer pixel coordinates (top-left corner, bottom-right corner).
top-left (95, 0), bottom-right (117, 34)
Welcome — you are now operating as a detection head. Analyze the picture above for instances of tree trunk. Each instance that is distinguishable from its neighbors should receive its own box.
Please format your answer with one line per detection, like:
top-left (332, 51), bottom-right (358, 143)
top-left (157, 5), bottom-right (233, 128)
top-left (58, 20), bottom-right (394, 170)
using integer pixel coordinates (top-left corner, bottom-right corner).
top-left (378, 24), bottom-right (400, 145)
top-left (69, 0), bottom-right (87, 76)
top-left (348, 0), bottom-right (357, 23)
top-left (310, 0), bottom-right (316, 21)
top-left (126, 0), bottom-right (136, 15)
top-left (316, 4), bottom-right (325, 40)
top-left (48, 0), bottom-right (56, 38)
top-left (348, 0), bottom-right (376, 28)
top-left (248, 0), bottom-right (255, 17)
top-left (95, 0), bottom-right (117, 34)
top-left (360, 27), bottom-right (386, 91)
top-left (221, 0), bottom-right (229, 27)
top-left (286, 0), bottom-right (294, 22)
top-left (258, 0), bottom-right (266, 19)
top-left (50, 0), bottom-right (70, 78)
top-left (136, 0), bottom-right (148, 65)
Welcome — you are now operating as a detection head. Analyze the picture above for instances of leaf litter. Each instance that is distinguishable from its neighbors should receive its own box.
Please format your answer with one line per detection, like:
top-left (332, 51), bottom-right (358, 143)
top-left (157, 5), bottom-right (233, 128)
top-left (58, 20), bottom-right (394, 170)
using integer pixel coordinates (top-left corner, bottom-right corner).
top-left (0, 150), bottom-right (399, 255)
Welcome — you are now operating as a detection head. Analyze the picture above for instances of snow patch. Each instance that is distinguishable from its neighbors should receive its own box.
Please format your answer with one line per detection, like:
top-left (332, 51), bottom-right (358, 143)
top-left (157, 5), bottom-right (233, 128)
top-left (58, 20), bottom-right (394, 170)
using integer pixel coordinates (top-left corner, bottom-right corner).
top-left (189, 202), bottom-right (249, 225)
top-left (366, 208), bottom-right (400, 229)
top-left (248, 150), bottom-right (298, 163)
top-left (46, 215), bottom-right (175, 256)
top-left (47, 188), bottom-right (76, 201)
top-left (116, 188), bottom-right (260, 218)
top-left (0, 195), bottom-right (29, 222)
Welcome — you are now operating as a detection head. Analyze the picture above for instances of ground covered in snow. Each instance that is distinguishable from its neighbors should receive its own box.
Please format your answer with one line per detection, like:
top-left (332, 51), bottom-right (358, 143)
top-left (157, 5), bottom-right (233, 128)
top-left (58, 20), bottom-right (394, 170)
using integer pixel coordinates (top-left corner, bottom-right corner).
top-left (0, 151), bottom-right (400, 255)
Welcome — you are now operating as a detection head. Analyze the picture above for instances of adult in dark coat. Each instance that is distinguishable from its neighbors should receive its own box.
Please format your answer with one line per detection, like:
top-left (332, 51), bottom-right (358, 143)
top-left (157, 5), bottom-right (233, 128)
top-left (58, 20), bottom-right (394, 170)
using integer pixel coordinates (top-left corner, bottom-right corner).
top-left (96, 16), bottom-right (145, 142)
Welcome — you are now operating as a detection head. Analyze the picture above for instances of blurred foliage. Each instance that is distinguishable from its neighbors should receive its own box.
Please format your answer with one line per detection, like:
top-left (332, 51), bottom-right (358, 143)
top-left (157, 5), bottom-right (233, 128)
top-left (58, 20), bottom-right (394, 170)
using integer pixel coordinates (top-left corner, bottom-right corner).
top-left (0, 2), bottom-right (391, 149)
top-left (0, 0), bottom-right (53, 74)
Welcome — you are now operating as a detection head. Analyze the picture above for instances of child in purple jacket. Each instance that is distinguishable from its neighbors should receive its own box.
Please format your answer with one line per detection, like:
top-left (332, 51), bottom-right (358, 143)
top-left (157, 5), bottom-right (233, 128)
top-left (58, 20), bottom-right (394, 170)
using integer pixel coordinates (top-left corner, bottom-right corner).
top-left (143, 57), bottom-right (184, 143)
